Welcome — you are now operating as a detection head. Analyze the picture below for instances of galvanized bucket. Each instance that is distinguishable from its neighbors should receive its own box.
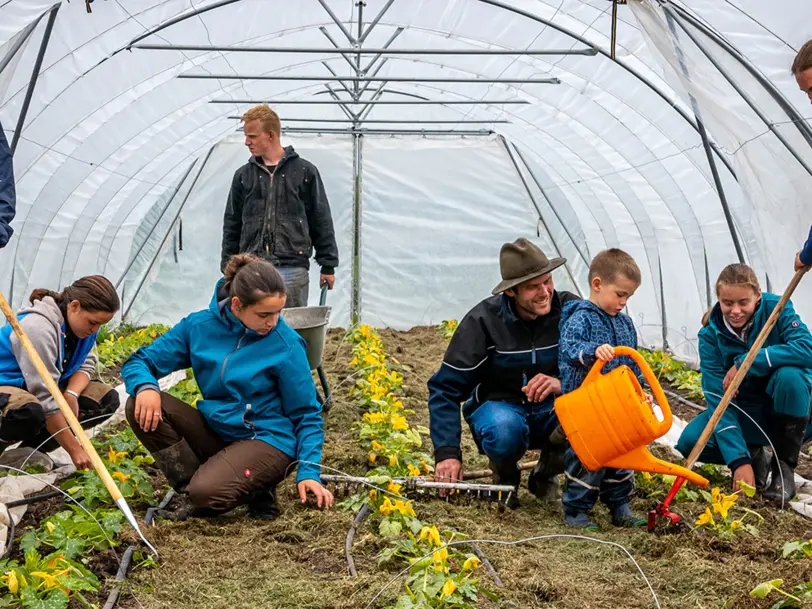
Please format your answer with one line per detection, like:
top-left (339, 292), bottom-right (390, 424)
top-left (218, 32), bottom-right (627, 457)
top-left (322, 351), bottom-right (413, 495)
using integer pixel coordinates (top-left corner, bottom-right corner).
top-left (280, 305), bottom-right (331, 371)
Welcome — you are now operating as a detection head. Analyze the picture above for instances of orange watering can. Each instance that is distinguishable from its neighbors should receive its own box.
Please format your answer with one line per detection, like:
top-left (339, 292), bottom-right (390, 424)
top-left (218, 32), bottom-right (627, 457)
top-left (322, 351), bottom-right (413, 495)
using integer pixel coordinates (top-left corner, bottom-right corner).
top-left (554, 346), bottom-right (708, 488)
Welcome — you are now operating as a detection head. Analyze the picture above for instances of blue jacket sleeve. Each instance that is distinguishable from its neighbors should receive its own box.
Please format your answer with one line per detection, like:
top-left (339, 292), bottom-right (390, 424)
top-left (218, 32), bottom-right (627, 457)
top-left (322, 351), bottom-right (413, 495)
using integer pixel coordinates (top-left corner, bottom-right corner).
top-left (0, 123), bottom-right (16, 248)
top-left (733, 300), bottom-right (812, 376)
top-left (699, 330), bottom-right (750, 467)
top-left (801, 226), bottom-right (812, 266)
top-left (121, 319), bottom-right (192, 395)
top-left (276, 335), bottom-right (324, 484)
top-left (427, 312), bottom-right (488, 462)
top-left (559, 310), bottom-right (601, 370)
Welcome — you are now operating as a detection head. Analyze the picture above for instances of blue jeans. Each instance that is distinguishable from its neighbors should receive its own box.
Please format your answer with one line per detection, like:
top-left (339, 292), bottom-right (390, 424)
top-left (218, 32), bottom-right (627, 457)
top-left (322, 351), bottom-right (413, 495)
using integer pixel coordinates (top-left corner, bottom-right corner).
top-left (277, 266), bottom-right (309, 308)
top-left (464, 399), bottom-right (558, 469)
top-left (562, 448), bottom-right (634, 513)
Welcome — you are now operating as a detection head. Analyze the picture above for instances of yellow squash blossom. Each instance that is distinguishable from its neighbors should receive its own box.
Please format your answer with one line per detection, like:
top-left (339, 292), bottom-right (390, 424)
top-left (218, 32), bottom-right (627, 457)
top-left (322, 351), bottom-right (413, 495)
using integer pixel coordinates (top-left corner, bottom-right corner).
top-left (371, 440), bottom-right (385, 451)
top-left (392, 499), bottom-right (415, 517)
top-left (387, 481), bottom-right (403, 496)
top-left (363, 412), bottom-right (387, 425)
top-left (462, 556), bottom-right (481, 571)
top-left (112, 471), bottom-right (131, 483)
top-left (441, 579), bottom-right (458, 597)
top-left (642, 471), bottom-right (654, 481)
top-left (391, 414), bottom-right (409, 431)
top-left (45, 521), bottom-right (56, 533)
top-left (388, 455), bottom-right (399, 467)
top-left (369, 453), bottom-right (377, 463)
top-left (5, 570), bottom-right (18, 594)
top-left (695, 508), bottom-right (714, 526)
top-left (369, 489), bottom-right (377, 501)
top-left (730, 520), bottom-right (741, 530)
top-left (420, 460), bottom-right (432, 474)
top-left (407, 464), bottom-right (421, 477)
top-left (419, 525), bottom-right (442, 547)
top-left (107, 446), bottom-right (127, 464)
top-left (378, 497), bottom-right (395, 516)
top-left (31, 571), bottom-right (60, 590)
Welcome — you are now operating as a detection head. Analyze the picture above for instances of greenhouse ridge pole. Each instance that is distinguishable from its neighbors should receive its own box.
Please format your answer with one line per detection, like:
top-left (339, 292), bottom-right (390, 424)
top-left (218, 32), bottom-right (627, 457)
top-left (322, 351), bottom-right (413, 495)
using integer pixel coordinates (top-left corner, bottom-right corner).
top-left (134, 43), bottom-right (598, 56)
top-left (512, 146), bottom-right (590, 268)
top-left (122, 146), bottom-right (216, 320)
top-left (179, 74), bottom-right (561, 84)
top-left (211, 99), bottom-right (530, 105)
top-left (663, 4), bottom-right (812, 182)
top-left (663, 9), bottom-right (744, 264)
top-left (228, 117), bottom-right (510, 124)
top-left (114, 157), bottom-right (200, 290)
top-left (10, 4), bottom-right (59, 156)
top-left (499, 136), bottom-right (582, 298)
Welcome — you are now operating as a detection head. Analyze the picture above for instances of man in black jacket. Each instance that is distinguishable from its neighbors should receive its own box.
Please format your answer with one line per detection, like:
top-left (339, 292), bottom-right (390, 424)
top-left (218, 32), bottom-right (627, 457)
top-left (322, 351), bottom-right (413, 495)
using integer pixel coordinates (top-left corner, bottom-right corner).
top-left (0, 122), bottom-right (15, 248)
top-left (428, 239), bottom-right (579, 507)
top-left (221, 105), bottom-right (339, 307)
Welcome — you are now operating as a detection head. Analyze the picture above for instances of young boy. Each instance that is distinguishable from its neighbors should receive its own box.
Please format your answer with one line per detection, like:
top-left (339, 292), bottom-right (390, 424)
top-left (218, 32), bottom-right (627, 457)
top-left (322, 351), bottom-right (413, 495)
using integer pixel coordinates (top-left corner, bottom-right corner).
top-left (558, 248), bottom-right (647, 530)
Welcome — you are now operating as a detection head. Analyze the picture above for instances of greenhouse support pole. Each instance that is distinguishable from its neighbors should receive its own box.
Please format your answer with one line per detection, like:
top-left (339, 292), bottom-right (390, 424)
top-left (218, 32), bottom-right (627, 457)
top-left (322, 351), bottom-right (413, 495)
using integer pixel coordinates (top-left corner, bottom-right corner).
top-left (361, 27), bottom-right (403, 76)
top-left (359, 0), bottom-right (395, 44)
top-left (315, 0), bottom-right (356, 45)
top-left (351, 134), bottom-right (363, 323)
top-left (114, 157), bottom-right (201, 289)
top-left (122, 147), bottom-right (215, 320)
top-left (0, 10), bottom-right (43, 76)
top-left (658, 257), bottom-right (669, 349)
top-left (667, 2), bottom-right (812, 149)
top-left (512, 146), bottom-right (590, 268)
top-left (318, 27), bottom-right (361, 88)
top-left (10, 4), bottom-right (59, 156)
top-left (663, 3), bottom-right (812, 181)
top-left (663, 9), bottom-right (744, 264)
top-left (500, 136), bottom-right (582, 298)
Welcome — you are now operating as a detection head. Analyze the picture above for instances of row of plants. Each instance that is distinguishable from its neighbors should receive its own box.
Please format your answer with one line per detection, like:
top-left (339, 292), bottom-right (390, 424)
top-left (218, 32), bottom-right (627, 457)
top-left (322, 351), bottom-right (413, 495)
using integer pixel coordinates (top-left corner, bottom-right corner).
top-left (344, 324), bottom-right (492, 609)
top-left (0, 426), bottom-right (158, 608)
top-left (96, 323), bottom-right (168, 379)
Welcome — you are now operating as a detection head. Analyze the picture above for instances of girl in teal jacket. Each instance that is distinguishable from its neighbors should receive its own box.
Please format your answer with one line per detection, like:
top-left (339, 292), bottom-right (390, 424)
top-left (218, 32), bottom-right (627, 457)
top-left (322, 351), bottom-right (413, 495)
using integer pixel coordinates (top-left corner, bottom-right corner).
top-left (676, 264), bottom-right (812, 502)
top-left (122, 254), bottom-right (332, 520)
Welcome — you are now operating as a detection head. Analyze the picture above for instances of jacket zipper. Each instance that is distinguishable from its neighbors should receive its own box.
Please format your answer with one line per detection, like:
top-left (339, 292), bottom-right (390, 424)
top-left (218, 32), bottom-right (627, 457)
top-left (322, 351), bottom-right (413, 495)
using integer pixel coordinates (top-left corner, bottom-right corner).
top-left (220, 330), bottom-right (246, 385)
top-left (259, 164), bottom-right (274, 256)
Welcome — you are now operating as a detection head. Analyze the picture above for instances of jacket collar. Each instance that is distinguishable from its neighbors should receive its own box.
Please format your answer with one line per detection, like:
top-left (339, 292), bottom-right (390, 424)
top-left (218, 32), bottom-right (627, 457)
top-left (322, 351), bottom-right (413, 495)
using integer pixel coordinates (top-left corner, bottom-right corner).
top-left (208, 278), bottom-right (279, 338)
top-left (248, 145), bottom-right (298, 171)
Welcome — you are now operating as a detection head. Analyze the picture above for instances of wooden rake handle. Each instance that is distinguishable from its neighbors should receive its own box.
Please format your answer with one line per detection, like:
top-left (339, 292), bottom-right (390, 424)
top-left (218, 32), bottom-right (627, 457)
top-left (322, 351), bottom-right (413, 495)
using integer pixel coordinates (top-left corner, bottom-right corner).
top-left (684, 267), bottom-right (808, 470)
top-left (0, 291), bottom-right (123, 502)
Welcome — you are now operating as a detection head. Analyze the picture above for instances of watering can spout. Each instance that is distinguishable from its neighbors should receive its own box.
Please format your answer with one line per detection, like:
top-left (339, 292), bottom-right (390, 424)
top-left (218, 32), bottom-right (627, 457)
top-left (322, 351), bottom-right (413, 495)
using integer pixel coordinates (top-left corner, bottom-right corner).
top-left (605, 446), bottom-right (709, 488)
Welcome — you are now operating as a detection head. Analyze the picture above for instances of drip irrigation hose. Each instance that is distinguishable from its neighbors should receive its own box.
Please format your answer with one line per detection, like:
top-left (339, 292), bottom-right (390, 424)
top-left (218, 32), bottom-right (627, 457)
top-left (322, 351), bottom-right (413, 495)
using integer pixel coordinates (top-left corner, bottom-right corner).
top-left (345, 503), bottom-right (371, 577)
top-left (102, 488), bottom-right (173, 609)
top-left (5, 490), bottom-right (63, 508)
top-left (0, 509), bottom-right (14, 560)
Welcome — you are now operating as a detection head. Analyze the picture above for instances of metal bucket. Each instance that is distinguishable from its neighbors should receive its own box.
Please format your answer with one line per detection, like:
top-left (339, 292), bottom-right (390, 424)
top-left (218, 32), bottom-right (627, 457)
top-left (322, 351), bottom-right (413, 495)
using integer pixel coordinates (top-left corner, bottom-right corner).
top-left (280, 305), bottom-right (331, 371)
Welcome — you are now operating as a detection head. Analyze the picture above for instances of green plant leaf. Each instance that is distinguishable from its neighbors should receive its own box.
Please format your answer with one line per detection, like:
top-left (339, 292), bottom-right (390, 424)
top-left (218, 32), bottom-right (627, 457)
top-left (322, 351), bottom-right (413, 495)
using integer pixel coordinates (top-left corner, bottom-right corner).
top-left (782, 541), bottom-right (804, 559)
top-left (379, 519), bottom-right (403, 537)
top-left (737, 481), bottom-right (756, 497)
top-left (751, 580), bottom-right (777, 598)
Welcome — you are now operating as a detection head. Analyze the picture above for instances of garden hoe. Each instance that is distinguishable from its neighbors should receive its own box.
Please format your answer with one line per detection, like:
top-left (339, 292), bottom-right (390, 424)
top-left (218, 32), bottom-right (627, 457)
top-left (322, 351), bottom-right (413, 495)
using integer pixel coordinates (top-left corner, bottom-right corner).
top-left (648, 267), bottom-right (809, 533)
top-left (0, 291), bottom-right (158, 557)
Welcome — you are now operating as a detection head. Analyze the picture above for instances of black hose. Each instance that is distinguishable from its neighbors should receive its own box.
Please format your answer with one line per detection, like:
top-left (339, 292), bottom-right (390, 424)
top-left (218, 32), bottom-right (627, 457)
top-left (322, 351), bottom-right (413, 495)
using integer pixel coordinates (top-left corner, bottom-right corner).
top-left (346, 503), bottom-right (371, 576)
top-left (6, 490), bottom-right (62, 508)
top-left (1, 510), bottom-right (14, 560)
top-left (470, 542), bottom-right (502, 587)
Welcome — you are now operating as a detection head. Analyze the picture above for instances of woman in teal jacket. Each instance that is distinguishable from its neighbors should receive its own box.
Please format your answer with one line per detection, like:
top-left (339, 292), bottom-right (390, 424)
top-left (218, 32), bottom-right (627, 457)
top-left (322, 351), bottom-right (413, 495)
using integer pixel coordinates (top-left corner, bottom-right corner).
top-left (122, 254), bottom-right (332, 520)
top-left (676, 264), bottom-right (812, 502)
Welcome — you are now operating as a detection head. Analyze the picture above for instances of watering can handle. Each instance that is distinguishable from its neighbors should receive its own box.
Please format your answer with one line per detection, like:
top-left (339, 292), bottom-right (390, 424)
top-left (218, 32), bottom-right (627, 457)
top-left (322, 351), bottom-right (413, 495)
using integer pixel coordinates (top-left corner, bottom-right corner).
top-left (582, 346), bottom-right (672, 436)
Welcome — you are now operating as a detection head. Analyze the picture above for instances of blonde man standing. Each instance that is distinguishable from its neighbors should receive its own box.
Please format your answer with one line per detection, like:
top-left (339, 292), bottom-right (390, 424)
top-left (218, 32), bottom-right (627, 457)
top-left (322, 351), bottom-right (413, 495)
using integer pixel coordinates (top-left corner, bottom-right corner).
top-left (221, 105), bottom-right (338, 307)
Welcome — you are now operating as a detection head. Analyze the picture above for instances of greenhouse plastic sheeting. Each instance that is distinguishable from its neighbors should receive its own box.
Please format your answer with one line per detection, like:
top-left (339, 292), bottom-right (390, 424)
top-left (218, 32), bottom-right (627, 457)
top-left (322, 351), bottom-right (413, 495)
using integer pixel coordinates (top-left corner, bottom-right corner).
top-left (0, 0), bottom-right (809, 363)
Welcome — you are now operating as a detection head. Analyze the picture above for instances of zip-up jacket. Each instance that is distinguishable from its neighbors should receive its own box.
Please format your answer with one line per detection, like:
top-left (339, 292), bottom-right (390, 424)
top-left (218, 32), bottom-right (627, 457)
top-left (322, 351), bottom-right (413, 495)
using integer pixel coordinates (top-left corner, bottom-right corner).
top-left (801, 226), bottom-right (812, 266)
top-left (0, 121), bottom-right (15, 248)
top-left (0, 296), bottom-right (98, 415)
top-left (121, 279), bottom-right (325, 483)
top-left (220, 146), bottom-right (339, 275)
top-left (427, 291), bottom-right (579, 462)
top-left (699, 292), bottom-right (812, 469)
top-left (558, 299), bottom-right (643, 395)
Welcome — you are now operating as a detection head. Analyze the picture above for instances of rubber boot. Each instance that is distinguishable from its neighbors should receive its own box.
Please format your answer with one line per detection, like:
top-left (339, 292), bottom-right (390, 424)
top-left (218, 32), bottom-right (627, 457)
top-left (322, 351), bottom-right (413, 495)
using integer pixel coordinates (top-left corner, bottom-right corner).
top-left (152, 439), bottom-right (201, 493)
top-left (751, 446), bottom-right (771, 492)
top-left (489, 459), bottom-right (520, 509)
top-left (610, 503), bottom-right (647, 528)
top-left (247, 486), bottom-right (280, 520)
top-left (762, 414), bottom-right (806, 503)
top-left (528, 426), bottom-right (566, 503)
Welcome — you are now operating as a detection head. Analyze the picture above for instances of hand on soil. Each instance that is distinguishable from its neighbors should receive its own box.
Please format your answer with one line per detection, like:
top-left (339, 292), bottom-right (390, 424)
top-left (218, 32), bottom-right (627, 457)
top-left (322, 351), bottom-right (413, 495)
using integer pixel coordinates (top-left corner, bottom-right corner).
top-left (134, 389), bottom-right (163, 432)
top-left (522, 373), bottom-right (561, 402)
top-left (434, 458), bottom-right (462, 496)
top-left (733, 463), bottom-right (756, 490)
top-left (595, 344), bottom-right (615, 361)
top-left (298, 480), bottom-right (334, 510)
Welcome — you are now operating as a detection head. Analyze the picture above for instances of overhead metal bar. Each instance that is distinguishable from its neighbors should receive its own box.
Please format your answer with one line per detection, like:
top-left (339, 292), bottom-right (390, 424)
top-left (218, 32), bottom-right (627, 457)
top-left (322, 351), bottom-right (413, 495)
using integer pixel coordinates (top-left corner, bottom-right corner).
top-left (499, 136), bottom-right (582, 297)
top-left (10, 3), bottom-right (59, 156)
top-left (212, 99), bottom-right (529, 105)
top-left (315, 0), bottom-right (356, 44)
top-left (666, 1), bottom-right (812, 149)
top-left (359, 0), bottom-right (396, 44)
top-left (663, 4), bottom-right (812, 182)
top-left (321, 62), bottom-right (356, 100)
top-left (133, 43), bottom-right (599, 56)
top-left (362, 28), bottom-right (403, 74)
top-left (358, 57), bottom-right (389, 98)
top-left (277, 127), bottom-right (493, 136)
top-left (474, 0), bottom-right (737, 181)
top-left (663, 9), bottom-right (744, 264)
top-left (319, 26), bottom-right (360, 78)
top-left (355, 1), bottom-right (364, 95)
top-left (178, 73), bottom-right (561, 84)
top-left (323, 84), bottom-right (358, 121)
top-left (227, 117), bottom-right (510, 123)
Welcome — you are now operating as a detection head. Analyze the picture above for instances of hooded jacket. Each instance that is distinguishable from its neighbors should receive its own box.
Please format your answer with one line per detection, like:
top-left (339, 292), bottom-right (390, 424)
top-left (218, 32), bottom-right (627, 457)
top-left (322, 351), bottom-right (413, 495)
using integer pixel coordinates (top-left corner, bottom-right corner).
top-left (121, 280), bottom-right (324, 483)
top-left (558, 299), bottom-right (643, 395)
top-left (0, 296), bottom-right (98, 414)
top-left (698, 292), bottom-right (812, 468)
top-left (0, 122), bottom-right (14, 248)
top-left (427, 291), bottom-right (578, 462)
top-left (220, 146), bottom-right (339, 275)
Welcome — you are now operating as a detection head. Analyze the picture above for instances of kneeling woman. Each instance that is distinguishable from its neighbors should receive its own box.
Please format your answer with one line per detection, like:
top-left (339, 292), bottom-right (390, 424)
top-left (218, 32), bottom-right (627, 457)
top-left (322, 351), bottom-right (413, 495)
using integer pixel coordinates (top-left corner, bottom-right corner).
top-left (677, 263), bottom-right (812, 502)
top-left (0, 277), bottom-right (121, 469)
top-left (122, 254), bottom-right (333, 519)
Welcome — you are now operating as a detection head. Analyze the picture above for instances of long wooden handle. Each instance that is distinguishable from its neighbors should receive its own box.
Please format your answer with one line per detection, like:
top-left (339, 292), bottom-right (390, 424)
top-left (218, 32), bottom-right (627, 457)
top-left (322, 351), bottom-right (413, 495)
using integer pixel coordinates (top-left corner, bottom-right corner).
top-left (684, 268), bottom-right (808, 469)
top-left (0, 291), bottom-right (123, 502)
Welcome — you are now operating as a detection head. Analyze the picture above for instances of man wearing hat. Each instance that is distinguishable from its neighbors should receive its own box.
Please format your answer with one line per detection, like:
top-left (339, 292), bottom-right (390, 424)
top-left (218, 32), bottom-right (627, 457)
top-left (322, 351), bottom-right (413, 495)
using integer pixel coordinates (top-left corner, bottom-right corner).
top-left (427, 238), bottom-right (579, 507)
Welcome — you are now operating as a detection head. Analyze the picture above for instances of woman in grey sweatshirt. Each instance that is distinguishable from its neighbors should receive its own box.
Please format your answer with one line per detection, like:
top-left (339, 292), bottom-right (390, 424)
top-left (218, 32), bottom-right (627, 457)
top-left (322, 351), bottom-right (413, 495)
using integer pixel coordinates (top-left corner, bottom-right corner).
top-left (0, 276), bottom-right (120, 470)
